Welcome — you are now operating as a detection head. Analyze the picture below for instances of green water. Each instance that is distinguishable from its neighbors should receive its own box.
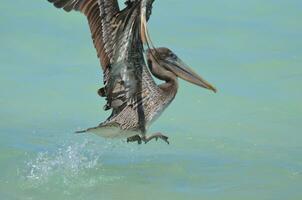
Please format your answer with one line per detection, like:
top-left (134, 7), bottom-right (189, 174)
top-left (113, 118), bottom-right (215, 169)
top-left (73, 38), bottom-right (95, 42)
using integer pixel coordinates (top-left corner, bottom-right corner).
top-left (1, 1), bottom-right (302, 199)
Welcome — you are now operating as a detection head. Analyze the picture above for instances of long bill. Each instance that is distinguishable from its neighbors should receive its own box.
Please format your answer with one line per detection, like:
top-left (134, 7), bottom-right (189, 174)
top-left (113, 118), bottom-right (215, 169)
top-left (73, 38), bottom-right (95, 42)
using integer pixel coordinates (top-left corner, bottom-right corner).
top-left (164, 57), bottom-right (217, 93)
top-left (140, 0), bottom-right (154, 48)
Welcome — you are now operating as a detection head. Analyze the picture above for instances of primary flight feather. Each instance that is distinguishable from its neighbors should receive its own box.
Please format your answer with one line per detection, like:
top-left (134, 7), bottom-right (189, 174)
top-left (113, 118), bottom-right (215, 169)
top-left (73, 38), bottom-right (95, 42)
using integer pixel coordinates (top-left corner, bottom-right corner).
top-left (46, 0), bottom-right (216, 144)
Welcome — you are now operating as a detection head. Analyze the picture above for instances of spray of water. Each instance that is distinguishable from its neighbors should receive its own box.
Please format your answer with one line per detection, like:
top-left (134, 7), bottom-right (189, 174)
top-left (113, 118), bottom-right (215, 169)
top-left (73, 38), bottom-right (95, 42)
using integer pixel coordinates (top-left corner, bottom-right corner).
top-left (21, 138), bottom-right (131, 189)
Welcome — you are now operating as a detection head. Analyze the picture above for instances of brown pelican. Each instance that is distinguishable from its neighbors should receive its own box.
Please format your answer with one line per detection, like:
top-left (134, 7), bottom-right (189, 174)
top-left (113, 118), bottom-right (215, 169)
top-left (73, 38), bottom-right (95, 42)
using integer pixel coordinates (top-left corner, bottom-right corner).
top-left (47, 0), bottom-right (216, 144)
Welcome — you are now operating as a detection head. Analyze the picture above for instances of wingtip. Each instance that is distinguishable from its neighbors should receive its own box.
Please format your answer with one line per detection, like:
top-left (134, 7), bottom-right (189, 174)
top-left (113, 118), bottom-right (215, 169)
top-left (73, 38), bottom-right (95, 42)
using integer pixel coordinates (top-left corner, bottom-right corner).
top-left (212, 87), bottom-right (218, 93)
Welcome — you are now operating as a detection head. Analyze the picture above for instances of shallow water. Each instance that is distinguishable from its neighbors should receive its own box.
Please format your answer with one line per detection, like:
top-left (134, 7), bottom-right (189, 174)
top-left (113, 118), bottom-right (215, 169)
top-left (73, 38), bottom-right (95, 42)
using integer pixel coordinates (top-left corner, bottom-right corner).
top-left (1, 0), bottom-right (302, 199)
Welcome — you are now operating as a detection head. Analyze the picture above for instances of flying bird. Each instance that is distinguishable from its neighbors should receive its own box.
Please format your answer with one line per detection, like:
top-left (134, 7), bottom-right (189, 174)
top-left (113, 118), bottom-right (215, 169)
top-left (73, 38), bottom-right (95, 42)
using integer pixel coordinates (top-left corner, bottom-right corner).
top-left (47, 0), bottom-right (216, 144)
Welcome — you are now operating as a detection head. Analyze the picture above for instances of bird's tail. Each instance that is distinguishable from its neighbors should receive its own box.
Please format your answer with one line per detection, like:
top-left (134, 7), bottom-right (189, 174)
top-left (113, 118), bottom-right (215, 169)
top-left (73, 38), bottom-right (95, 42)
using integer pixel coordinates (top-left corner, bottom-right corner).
top-left (75, 129), bottom-right (87, 134)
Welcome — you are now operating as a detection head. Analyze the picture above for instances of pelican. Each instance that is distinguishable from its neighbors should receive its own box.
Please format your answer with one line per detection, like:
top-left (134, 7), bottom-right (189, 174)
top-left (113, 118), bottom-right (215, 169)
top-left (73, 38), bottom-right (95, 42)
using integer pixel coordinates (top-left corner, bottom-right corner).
top-left (47, 0), bottom-right (216, 144)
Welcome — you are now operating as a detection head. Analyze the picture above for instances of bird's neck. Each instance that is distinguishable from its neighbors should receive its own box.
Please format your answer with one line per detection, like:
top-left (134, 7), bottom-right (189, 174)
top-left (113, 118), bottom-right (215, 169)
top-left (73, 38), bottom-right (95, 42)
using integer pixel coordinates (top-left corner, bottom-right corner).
top-left (146, 59), bottom-right (178, 99)
top-left (159, 73), bottom-right (177, 88)
top-left (159, 73), bottom-right (178, 100)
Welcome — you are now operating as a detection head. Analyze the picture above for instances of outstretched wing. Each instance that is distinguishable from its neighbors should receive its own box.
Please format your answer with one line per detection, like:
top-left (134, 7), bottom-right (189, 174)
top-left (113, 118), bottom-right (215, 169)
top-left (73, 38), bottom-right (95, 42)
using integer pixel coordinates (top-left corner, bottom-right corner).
top-left (47, 0), bottom-right (119, 71)
top-left (48, 1), bottom-right (156, 128)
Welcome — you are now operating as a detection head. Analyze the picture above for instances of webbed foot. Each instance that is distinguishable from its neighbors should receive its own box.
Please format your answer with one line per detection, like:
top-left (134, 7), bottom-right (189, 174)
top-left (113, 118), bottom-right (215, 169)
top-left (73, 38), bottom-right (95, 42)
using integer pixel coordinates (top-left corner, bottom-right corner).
top-left (142, 132), bottom-right (169, 144)
top-left (127, 135), bottom-right (142, 144)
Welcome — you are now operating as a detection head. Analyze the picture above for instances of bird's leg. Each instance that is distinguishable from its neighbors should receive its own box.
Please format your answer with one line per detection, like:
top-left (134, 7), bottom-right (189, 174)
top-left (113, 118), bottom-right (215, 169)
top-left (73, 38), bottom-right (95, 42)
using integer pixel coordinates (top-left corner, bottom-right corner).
top-left (127, 135), bottom-right (142, 144)
top-left (142, 132), bottom-right (169, 144)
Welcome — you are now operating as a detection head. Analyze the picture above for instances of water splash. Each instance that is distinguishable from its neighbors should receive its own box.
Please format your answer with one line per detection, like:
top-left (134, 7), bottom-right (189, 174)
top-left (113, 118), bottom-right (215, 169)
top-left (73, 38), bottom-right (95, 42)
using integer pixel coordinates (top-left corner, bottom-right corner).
top-left (29, 141), bottom-right (98, 176)
top-left (22, 139), bottom-right (109, 188)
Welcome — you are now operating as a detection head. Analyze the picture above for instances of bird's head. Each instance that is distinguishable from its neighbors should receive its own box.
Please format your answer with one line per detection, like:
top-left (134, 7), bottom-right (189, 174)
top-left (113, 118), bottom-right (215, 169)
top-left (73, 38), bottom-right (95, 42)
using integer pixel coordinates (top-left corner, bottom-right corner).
top-left (147, 48), bottom-right (217, 93)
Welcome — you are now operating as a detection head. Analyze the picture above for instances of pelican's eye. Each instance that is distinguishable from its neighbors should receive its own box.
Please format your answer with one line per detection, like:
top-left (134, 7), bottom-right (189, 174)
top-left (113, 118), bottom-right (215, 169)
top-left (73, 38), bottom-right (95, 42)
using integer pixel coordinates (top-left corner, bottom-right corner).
top-left (168, 52), bottom-right (177, 60)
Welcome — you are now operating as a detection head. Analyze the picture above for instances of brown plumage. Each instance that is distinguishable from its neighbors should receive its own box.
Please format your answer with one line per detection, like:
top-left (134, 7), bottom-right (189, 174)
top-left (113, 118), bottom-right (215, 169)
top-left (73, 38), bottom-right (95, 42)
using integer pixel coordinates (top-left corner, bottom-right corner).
top-left (47, 0), bottom-right (216, 144)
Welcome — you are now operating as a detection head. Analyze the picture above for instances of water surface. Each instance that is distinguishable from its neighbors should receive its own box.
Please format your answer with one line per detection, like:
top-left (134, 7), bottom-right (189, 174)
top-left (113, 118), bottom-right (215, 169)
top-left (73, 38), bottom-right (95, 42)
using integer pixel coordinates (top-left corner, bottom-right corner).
top-left (0, 0), bottom-right (302, 199)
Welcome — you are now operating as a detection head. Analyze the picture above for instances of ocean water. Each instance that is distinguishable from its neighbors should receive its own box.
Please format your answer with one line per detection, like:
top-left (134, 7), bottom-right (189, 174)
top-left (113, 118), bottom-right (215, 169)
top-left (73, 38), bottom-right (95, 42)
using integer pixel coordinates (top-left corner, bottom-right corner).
top-left (1, 0), bottom-right (302, 199)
